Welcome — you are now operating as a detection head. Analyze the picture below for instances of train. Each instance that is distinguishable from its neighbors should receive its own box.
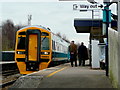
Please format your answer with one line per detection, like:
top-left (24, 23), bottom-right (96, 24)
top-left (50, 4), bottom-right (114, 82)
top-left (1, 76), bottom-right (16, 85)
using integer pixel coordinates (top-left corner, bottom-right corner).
top-left (15, 25), bottom-right (70, 74)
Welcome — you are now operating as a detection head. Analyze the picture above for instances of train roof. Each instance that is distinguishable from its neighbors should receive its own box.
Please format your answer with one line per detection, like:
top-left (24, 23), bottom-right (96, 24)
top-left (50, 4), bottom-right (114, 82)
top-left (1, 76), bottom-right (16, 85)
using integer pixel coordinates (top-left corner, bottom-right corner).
top-left (18, 25), bottom-right (51, 32)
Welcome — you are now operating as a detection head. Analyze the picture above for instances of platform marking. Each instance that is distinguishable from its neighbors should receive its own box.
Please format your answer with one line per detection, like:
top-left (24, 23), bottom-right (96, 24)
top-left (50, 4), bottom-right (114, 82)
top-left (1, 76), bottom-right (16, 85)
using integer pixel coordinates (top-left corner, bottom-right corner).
top-left (46, 67), bottom-right (67, 77)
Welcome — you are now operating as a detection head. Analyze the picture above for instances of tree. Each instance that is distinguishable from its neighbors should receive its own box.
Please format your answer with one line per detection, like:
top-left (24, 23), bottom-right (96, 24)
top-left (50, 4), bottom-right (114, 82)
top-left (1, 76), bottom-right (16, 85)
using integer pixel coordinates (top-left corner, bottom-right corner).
top-left (2, 20), bottom-right (15, 50)
top-left (56, 32), bottom-right (62, 38)
top-left (56, 32), bottom-right (70, 43)
top-left (15, 24), bottom-right (26, 31)
top-left (62, 34), bottom-right (67, 40)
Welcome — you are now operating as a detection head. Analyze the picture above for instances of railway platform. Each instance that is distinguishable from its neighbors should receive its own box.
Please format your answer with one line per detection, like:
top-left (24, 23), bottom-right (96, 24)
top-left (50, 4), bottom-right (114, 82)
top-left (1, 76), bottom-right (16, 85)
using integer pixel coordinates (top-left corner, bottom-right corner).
top-left (10, 62), bottom-right (113, 88)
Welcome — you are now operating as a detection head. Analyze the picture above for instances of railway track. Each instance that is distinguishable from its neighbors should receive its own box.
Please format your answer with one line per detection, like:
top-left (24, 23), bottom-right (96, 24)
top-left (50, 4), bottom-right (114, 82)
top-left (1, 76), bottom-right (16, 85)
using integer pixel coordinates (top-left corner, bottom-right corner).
top-left (1, 69), bottom-right (19, 76)
top-left (1, 69), bottom-right (21, 89)
top-left (0, 79), bottom-right (17, 88)
top-left (1, 73), bottom-right (21, 89)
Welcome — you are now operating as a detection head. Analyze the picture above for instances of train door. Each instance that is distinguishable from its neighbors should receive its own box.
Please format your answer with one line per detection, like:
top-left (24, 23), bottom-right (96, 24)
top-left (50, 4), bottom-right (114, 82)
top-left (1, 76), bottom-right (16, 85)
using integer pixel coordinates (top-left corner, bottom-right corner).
top-left (25, 29), bottom-right (41, 71)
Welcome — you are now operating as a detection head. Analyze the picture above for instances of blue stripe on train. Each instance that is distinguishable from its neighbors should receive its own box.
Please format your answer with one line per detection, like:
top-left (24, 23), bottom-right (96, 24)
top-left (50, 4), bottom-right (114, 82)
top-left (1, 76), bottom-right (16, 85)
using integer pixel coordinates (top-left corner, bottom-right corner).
top-left (52, 51), bottom-right (70, 59)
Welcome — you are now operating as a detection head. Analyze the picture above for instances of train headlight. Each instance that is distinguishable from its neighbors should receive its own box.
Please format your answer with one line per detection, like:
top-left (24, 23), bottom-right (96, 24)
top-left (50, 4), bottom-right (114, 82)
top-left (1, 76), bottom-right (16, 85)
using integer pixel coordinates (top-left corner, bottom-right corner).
top-left (41, 52), bottom-right (49, 55)
top-left (17, 51), bottom-right (25, 54)
top-left (44, 52), bottom-right (48, 55)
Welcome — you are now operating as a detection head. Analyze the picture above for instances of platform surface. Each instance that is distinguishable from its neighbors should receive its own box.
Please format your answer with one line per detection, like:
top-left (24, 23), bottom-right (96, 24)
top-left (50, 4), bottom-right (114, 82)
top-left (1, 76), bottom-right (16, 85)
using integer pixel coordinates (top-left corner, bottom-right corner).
top-left (11, 62), bottom-right (113, 88)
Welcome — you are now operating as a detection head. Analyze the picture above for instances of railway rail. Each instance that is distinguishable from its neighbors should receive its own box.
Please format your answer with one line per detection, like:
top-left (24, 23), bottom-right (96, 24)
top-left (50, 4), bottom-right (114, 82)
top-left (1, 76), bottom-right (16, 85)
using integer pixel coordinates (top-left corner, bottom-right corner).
top-left (1, 72), bottom-right (21, 89)
top-left (1, 61), bottom-right (18, 72)
top-left (1, 69), bottom-right (19, 76)
top-left (0, 61), bottom-right (20, 89)
top-left (0, 79), bottom-right (17, 88)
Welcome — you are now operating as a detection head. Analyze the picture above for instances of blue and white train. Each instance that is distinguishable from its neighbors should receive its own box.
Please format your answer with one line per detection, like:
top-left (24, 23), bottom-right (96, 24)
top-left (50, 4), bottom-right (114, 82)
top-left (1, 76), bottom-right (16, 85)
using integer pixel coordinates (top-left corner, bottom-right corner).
top-left (15, 25), bottom-right (70, 74)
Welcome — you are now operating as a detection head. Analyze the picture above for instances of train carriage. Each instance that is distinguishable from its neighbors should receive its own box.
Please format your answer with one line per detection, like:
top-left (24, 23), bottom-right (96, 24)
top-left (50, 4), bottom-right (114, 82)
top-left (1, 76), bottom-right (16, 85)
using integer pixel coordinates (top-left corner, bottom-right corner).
top-left (15, 25), bottom-right (70, 74)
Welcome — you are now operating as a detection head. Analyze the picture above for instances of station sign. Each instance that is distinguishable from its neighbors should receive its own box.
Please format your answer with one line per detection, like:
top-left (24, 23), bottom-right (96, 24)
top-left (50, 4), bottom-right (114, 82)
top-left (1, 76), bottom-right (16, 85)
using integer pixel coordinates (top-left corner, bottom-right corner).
top-left (73, 4), bottom-right (104, 10)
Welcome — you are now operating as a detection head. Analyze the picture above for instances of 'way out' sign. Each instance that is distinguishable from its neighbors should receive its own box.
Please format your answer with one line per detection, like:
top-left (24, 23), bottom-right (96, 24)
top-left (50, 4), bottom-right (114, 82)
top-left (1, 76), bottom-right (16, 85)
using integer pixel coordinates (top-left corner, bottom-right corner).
top-left (73, 4), bottom-right (104, 10)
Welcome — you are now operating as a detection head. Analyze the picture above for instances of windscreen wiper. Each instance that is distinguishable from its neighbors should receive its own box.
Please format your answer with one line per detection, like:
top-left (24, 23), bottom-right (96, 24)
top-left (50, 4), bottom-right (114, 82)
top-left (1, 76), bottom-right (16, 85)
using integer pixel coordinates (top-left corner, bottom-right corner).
top-left (42, 36), bottom-right (47, 42)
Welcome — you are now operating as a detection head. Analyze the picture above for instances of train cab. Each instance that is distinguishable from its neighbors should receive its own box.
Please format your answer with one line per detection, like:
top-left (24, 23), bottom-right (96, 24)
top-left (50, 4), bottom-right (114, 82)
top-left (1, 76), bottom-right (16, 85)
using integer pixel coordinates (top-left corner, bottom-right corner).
top-left (15, 26), bottom-right (52, 74)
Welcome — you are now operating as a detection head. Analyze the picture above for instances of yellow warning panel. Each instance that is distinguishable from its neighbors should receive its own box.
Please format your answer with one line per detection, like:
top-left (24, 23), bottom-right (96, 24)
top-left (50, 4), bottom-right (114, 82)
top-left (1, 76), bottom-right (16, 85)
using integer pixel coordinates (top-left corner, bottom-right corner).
top-left (17, 62), bottom-right (33, 74)
top-left (40, 62), bottom-right (49, 70)
top-left (28, 34), bottom-right (38, 61)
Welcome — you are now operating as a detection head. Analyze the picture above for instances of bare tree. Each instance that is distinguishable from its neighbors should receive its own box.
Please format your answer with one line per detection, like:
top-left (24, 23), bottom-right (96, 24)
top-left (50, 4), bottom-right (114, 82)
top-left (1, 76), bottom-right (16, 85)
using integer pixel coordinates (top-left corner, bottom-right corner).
top-left (62, 34), bottom-right (67, 40)
top-left (56, 32), bottom-right (70, 43)
top-left (2, 20), bottom-right (15, 50)
top-left (56, 32), bottom-right (62, 38)
top-left (15, 24), bottom-right (25, 31)
top-left (62, 34), bottom-right (70, 43)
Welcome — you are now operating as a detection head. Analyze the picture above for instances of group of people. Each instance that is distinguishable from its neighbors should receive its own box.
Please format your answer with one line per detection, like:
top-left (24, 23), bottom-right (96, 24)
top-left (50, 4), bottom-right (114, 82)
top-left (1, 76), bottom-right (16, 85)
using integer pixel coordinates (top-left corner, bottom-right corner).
top-left (68, 41), bottom-right (88, 67)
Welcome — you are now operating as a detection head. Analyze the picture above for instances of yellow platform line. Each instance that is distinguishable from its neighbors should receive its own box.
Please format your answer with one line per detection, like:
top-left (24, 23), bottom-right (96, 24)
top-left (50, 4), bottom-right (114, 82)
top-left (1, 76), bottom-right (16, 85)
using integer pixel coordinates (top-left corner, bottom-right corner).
top-left (46, 67), bottom-right (67, 77)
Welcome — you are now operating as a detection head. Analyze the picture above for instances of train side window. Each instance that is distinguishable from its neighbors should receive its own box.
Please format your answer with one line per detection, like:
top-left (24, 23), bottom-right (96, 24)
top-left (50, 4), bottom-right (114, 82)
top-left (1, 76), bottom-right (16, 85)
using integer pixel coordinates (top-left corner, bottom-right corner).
top-left (52, 40), bottom-right (56, 50)
top-left (52, 40), bottom-right (55, 50)
top-left (17, 37), bottom-right (25, 49)
top-left (54, 41), bottom-right (56, 50)
top-left (52, 40), bottom-right (54, 50)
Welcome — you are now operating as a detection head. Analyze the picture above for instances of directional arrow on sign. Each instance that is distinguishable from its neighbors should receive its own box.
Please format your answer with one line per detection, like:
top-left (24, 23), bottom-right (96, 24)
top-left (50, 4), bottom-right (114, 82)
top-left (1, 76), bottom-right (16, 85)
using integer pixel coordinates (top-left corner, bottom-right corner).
top-left (98, 4), bottom-right (104, 8)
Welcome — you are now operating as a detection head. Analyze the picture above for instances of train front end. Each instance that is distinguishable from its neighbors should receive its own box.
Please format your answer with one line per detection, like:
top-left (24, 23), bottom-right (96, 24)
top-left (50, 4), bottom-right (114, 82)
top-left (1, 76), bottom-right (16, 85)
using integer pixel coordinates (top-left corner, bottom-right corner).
top-left (15, 26), bottom-right (52, 74)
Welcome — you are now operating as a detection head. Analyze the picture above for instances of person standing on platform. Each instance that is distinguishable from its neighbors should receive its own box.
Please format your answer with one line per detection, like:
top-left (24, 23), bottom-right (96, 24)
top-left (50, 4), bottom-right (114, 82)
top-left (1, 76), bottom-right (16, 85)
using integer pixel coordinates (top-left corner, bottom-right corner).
top-left (78, 42), bottom-right (88, 66)
top-left (68, 41), bottom-right (77, 67)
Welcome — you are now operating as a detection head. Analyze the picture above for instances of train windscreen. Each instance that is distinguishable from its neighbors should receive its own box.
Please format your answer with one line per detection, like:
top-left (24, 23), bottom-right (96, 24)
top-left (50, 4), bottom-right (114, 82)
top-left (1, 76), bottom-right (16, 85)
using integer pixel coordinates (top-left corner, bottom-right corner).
top-left (41, 37), bottom-right (49, 50)
top-left (17, 37), bottom-right (25, 49)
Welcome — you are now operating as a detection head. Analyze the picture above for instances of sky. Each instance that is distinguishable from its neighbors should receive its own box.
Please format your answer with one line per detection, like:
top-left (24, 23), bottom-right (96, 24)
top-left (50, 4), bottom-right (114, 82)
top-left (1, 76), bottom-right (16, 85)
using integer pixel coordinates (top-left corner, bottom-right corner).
top-left (0, 0), bottom-right (117, 47)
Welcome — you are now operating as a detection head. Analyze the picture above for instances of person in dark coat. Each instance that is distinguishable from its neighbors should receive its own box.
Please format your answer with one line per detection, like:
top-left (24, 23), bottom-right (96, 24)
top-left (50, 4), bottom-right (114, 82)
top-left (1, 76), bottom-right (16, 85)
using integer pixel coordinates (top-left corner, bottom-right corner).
top-left (78, 42), bottom-right (88, 66)
top-left (68, 41), bottom-right (77, 67)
